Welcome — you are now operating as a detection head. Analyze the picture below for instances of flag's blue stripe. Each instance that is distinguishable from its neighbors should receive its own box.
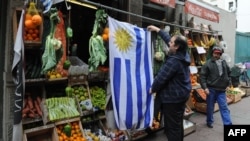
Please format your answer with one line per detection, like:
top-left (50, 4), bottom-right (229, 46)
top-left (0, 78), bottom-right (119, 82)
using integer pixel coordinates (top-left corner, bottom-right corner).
top-left (134, 27), bottom-right (143, 129)
top-left (113, 58), bottom-right (121, 126)
top-left (143, 29), bottom-right (153, 127)
top-left (125, 59), bottom-right (133, 129)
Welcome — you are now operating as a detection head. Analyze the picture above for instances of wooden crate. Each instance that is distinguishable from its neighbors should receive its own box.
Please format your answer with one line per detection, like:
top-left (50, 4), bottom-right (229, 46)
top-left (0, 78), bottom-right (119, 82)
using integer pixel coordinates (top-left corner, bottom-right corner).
top-left (41, 97), bottom-right (81, 124)
top-left (13, 8), bottom-right (43, 47)
top-left (54, 117), bottom-right (86, 139)
top-left (23, 124), bottom-right (58, 141)
top-left (194, 102), bottom-right (219, 113)
top-left (68, 74), bottom-right (88, 86)
top-left (69, 83), bottom-right (93, 116)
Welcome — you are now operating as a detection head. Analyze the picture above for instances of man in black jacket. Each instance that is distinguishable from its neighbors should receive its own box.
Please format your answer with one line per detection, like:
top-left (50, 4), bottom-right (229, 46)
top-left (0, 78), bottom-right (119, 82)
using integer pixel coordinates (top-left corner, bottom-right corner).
top-left (147, 25), bottom-right (191, 141)
top-left (200, 46), bottom-right (232, 128)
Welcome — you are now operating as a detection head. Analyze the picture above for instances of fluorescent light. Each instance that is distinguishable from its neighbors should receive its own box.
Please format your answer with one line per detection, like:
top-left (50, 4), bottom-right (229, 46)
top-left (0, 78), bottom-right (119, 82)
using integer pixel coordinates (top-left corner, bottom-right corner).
top-left (66, 0), bottom-right (97, 10)
top-left (53, 0), bottom-right (64, 5)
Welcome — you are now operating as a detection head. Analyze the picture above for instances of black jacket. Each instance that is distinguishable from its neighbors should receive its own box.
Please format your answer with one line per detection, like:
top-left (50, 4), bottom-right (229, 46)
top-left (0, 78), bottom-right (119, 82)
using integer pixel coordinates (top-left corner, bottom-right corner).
top-left (151, 30), bottom-right (192, 103)
top-left (199, 57), bottom-right (231, 91)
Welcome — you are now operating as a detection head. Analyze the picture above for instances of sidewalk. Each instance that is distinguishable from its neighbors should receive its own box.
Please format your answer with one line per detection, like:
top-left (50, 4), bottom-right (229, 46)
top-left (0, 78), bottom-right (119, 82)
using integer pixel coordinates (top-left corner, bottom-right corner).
top-left (141, 95), bottom-right (250, 141)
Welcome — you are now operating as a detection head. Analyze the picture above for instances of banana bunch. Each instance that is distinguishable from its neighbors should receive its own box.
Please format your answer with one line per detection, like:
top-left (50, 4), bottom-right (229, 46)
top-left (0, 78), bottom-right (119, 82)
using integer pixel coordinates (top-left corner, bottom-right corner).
top-left (202, 34), bottom-right (210, 45)
top-left (200, 61), bottom-right (206, 65)
top-left (207, 37), bottom-right (216, 47)
top-left (200, 40), bottom-right (208, 48)
top-left (193, 41), bottom-right (199, 47)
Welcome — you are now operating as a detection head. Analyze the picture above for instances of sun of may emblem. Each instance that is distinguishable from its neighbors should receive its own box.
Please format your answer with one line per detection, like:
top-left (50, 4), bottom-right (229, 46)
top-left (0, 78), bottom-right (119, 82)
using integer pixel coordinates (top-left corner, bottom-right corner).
top-left (114, 28), bottom-right (132, 52)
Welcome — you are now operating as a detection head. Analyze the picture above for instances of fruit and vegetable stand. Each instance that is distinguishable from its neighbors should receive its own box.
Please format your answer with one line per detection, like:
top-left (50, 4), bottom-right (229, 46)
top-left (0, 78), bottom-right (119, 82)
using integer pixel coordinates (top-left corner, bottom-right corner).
top-left (13, 1), bottom-right (234, 141)
top-left (18, 1), bottom-right (126, 141)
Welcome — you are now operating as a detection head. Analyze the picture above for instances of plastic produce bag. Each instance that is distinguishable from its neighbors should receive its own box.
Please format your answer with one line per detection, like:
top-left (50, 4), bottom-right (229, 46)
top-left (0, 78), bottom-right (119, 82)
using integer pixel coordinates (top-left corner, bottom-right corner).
top-left (24, 2), bottom-right (43, 42)
top-left (80, 99), bottom-right (93, 110)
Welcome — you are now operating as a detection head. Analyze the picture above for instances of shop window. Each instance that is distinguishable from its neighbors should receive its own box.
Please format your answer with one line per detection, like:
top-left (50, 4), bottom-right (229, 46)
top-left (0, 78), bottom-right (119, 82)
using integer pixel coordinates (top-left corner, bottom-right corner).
top-left (142, 5), bottom-right (165, 27)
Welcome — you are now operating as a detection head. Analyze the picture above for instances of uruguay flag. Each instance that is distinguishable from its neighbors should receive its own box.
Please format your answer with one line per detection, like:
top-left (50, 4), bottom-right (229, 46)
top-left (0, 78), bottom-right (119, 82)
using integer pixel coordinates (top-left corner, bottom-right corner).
top-left (108, 17), bottom-right (154, 130)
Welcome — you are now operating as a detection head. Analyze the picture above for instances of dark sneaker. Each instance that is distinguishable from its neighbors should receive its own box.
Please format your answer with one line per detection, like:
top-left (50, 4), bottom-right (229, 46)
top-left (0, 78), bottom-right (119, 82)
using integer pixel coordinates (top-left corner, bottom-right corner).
top-left (207, 124), bottom-right (213, 128)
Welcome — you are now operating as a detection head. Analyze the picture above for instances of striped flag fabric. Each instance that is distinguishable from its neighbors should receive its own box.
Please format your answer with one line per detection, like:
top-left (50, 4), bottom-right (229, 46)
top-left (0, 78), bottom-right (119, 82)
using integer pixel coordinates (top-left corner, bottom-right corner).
top-left (11, 9), bottom-right (25, 141)
top-left (108, 17), bottom-right (154, 130)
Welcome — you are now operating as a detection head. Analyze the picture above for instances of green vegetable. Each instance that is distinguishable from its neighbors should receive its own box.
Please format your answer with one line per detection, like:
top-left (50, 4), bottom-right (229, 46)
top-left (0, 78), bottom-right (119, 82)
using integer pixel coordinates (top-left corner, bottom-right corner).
top-left (154, 36), bottom-right (165, 61)
top-left (63, 123), bottom-right (72, 137)
top-left (88, 9), bottom-right (108, 72)
top-left (65, 86), bottom-right (73, 97)
top-left (153, 35), bottom-right (166, 75)
top-left (63, 60), bottom-right (71, 70)
top-left (66, 27), bottom-right (73, 38)
top-left (88, 35), bottom-right (107, 71)
top-left (41, 8), bottom-right (62, 74)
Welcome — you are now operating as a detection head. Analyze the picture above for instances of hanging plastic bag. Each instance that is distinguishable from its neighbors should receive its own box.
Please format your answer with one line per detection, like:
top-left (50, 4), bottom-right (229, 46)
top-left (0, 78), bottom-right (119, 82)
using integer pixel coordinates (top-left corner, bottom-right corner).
top-left (24, 2), bottom-right (43, 43)
top-left (27, 2), bottom-right (39, 16)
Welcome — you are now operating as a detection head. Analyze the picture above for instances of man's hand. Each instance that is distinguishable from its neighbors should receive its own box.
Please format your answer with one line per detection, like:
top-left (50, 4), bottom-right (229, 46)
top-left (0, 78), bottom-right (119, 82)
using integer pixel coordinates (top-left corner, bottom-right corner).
top-left (147, 25), bottom-right (160, 32)
top-left (204, 88), bottom-right (209, 95)
top-left (149, 88), bottom-right (156, 95)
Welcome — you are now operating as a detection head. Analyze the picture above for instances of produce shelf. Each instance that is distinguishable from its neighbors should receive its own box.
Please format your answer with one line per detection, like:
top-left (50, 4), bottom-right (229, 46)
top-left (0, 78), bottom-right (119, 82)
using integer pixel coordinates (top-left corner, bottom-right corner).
top-left (25, 78), bottom-right (46, 84)
top-left (127, 129), bottom-right (148, 141)
top-left (45, 77), bottom-right (68, 83)
top-left (22, 117), bottom-right (43, 125)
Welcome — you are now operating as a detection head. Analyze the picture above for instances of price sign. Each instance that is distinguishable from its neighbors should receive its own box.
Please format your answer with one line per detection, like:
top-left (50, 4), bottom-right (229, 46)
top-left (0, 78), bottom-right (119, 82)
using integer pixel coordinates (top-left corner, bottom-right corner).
top-left (189, 66), bottom-right (198, 74)
top-left (196, 47), bottom-right (206, 54)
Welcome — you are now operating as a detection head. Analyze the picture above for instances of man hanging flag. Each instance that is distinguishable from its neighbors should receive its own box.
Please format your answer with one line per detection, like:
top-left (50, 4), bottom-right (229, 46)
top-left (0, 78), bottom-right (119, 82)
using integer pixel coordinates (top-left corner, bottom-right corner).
top-left (108, 17), bottom-right (154, 130)
top-left (11, 9), bottom-right (25, 141)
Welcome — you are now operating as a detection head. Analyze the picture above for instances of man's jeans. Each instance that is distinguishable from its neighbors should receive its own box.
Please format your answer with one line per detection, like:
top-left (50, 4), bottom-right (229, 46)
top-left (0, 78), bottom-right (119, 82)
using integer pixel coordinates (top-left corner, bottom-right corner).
top-left (206, 88), bottom-right (232, 125)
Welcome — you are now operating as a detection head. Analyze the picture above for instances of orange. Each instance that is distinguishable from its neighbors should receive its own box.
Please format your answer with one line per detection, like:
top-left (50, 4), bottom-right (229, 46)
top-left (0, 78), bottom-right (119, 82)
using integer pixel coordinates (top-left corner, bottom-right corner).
top-left (102, 33), bottom-right (108, 42)
top-left (27, 36), bottom-right (33, 41)
top-left (25, 14), bottom-right (32, 20)
top-left (70, 136), bottom-right (74, 141)
top-left (103, 27), bottom-right (109, 34)
top-left (73, 134), bottom-right (78, 138)
top-left (31, 33), bottom-right (37, 38)
top-left (74, 124), bottom-right (79, 129)
top-left (32, 14), bottom-right (42, 26)
top-left (59, 136), bottom-right (63, 141)
top-left (33, 29), bottom-right (39, 34)
top-left (28, 29), bottom-right (34, 34)
top-left (25, 19), bottom-right (36, 29)
top-left (34, 37), bottom-right (40, 41)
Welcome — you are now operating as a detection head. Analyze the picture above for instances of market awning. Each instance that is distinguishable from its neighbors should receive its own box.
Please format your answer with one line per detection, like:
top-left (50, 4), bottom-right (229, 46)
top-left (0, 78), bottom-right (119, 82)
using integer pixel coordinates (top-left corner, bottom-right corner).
top-left (52, 0), bottom-right (220, 33)
top-left (150, 0), bottom-right (176, 8)
top-left (185, 0), bottom-right (220, 23)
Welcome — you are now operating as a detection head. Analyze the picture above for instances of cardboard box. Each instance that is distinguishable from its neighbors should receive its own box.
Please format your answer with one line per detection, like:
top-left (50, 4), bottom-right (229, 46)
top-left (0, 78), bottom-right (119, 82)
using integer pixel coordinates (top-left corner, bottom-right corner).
top-left (184, 104), bottom-right (194, 119)
top-left (194, 102), bottom-right (219, 113)
top-left (227, 94), bottom-right (241, 103)
top-left (226, 96), bottom-right (233, 104)
top-left (240, 85), bottom-right (250, 97)
top-left (23, 124), bottom-right (57, 141)
top-left (186, 92), bottom-right (195, 109)
top-left (184, 119), bottom-right (196, 136)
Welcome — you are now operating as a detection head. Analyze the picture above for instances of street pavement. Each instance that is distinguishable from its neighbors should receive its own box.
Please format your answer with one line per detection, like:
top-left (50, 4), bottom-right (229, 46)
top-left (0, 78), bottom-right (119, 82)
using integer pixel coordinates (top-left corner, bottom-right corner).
top-left (139, 95), bottom-right (250, 141)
